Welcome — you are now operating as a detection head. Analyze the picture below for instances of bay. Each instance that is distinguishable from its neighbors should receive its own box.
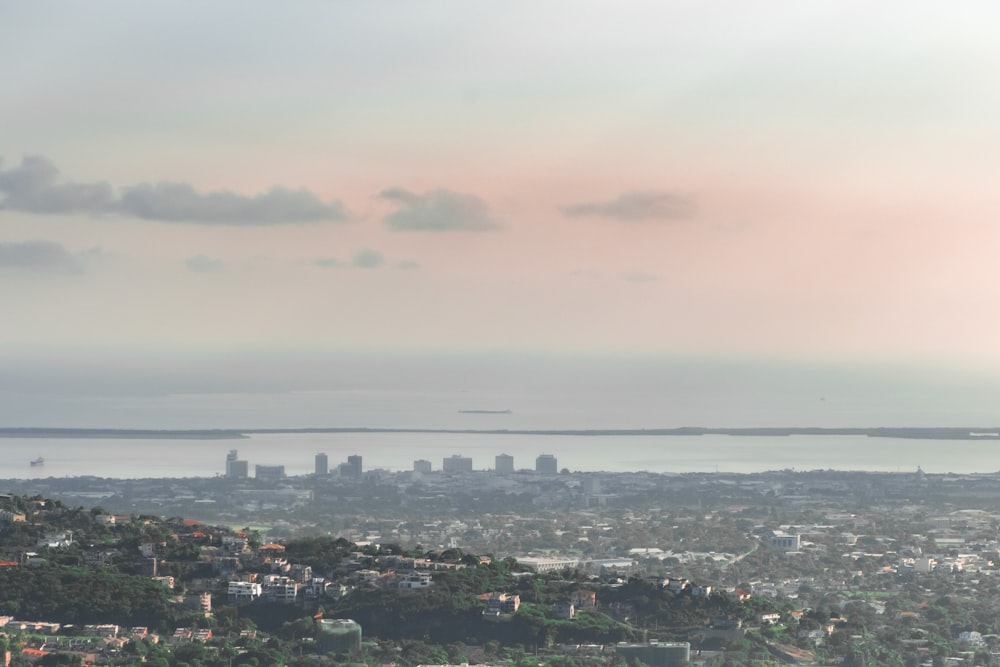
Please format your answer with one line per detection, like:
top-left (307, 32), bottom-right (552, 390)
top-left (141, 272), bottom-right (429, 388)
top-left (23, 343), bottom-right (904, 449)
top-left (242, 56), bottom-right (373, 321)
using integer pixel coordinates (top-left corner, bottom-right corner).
top-left (2, 432), bottom-right (999, 479)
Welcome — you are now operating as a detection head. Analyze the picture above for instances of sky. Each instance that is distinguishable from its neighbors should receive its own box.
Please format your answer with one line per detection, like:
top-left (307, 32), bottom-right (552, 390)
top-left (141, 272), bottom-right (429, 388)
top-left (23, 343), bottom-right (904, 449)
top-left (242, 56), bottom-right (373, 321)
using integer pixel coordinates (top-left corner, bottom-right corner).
top-left (3, 2), bottom-right (1000, 424)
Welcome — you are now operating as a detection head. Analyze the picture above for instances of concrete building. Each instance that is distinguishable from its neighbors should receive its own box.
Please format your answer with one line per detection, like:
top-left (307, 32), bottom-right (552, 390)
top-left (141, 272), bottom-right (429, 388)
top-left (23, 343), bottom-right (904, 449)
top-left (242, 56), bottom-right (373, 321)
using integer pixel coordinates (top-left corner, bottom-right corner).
top-left (616, 642), bottom-right (691, 667)
top-left (517, 556), bottom-right (579, 573)
top-left (228, 581), bottom-right (262, 603)
top-left (495, 453), bottom-right (514, 474)
top-left (315, 453), bottom-right (328, 476)
top-left (413, 459), bottom-right (432, 473)
top-left (769, 530), bottom-right (801, 552)
top-left (316, 619), bottom-right (362, 654)
top-left (551, 600), bottom-right (575, 619)
top-left (483, 593), bottom-right (520, 616)
top-left (255, 465), bottom-right (285, 481)
top-left (535, 454), bottom-right (558, 474)
top-left (340, 455), bottom-right (362, 478)
top-left (397, 572), bottom-right (433, 589)
top-left (442, 454), bottom-right (473, 473)
top-left (262, 575), bottom-right (299, 602)
top-left (225, 450), bottom-right (249, 479)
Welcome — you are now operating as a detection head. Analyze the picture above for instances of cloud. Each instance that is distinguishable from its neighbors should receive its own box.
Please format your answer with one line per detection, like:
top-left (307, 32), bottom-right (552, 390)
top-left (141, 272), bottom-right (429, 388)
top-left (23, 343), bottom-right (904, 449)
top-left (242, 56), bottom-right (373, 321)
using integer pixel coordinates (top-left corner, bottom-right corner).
top-left (560, 190), bottom-right (695, 221)
top-left (0, 155), bottom-right (348, 225)
top-left (313, 249), bottom-right (386, 269)
top-left (395, 260), bottom-right (420, 270)
top-left (184, 255), bottom-right (224, 273)
top-left (120, 182), bottom-right (348, 225)
top-left (379, 187), bottom-right (500, 231)
top-left (0, 155), bottom-right (113, 214)
top-left (351, 248), bottom-right (384, 269)
top-left (0, 240), bottom-right (83, 273)
top-left (623, 271), bottom-right (660, 283)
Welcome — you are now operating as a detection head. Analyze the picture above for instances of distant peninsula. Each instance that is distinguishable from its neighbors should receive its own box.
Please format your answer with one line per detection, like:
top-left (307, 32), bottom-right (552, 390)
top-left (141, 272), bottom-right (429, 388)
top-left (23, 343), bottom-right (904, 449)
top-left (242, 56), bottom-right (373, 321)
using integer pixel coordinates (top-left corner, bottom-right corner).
top-left (1, 426), bottom-right (999, 440)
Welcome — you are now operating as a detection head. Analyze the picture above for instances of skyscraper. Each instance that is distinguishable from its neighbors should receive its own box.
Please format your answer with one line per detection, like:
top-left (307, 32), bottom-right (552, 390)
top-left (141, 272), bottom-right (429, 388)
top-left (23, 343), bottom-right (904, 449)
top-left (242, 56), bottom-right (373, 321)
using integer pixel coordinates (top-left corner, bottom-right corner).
top-left (442, 454), bottom-right (473, 473)
top-left (315, 452), bottom-right (329, 476)
top-left (495, 453), bottom-right (514, 474)
top-left (345, 455), bottom-right (362, 478)
top-left (535, 454), bottom-right (558, 474)
top-left (225, 450), bottom-right (248, 478)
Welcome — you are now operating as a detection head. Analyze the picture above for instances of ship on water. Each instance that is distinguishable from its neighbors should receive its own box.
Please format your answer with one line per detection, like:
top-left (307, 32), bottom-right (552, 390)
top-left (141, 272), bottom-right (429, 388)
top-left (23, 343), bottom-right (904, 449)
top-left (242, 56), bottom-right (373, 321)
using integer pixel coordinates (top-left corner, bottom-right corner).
top-left (30, 457), bottom-right (44, 467)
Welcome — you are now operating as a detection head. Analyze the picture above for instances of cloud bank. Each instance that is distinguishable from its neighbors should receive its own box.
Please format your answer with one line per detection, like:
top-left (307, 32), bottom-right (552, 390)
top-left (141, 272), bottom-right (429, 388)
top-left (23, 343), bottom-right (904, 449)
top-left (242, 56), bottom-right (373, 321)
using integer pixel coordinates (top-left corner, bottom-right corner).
top-left (561, 190), bottom-right (695, 221)
top-left (379, 187), bottom-right (500, 231)
top-left (0, 155), bottom-right (348, 225)
top-left (185, 255), bottom-right (225, 273)
top-left (0, 240), bottom-right (83, 272)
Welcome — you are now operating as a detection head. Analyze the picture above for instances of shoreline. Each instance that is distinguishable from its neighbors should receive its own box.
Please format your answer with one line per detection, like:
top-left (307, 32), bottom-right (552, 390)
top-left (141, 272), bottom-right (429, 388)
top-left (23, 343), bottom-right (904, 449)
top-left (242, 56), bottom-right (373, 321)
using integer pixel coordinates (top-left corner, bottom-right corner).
top-left (1, 426), bottom-right (999, 440)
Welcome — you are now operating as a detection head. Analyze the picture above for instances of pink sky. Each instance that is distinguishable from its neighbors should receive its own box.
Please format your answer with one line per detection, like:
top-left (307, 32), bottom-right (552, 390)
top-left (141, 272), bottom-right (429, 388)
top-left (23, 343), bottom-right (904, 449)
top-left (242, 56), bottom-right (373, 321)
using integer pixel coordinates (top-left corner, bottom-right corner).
top-left (2, 1), bottom-right (1000, 374)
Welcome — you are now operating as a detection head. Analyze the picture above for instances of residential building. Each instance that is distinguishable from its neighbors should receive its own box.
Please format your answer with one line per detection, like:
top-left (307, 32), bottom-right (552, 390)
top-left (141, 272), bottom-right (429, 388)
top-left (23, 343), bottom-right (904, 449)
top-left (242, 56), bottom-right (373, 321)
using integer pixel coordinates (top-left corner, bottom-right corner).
top-left (483, 593), bottom-right (520, 616)
top-left (397, 572), bottom-right (433, 589)
top-left (551, 600), bottom-right (575, 619)
top-left (262, 575), bottom-right (299, 602)
top-left (315, 453), bottom-right (328, 476)
top-left (769, 530), bottom-right (801, 552)
top-left (413, 459), bottom-right (432, 473)
top-left (495, 453), bottom-right (514, 474)
top-left (225, 450), bottom-right (249, 478)
top-left (344, 455), bottom-right (363, 478)
top-left (443, 454), bottom-right (473, 473)
top-left (535, 454), bottom-right (558, 474)
top-left (571, 590), bottom-right (597, 609)
top-left (228, 581), bottom-right (262, 603)
top-left (255, 465), bottom-right (285, 481)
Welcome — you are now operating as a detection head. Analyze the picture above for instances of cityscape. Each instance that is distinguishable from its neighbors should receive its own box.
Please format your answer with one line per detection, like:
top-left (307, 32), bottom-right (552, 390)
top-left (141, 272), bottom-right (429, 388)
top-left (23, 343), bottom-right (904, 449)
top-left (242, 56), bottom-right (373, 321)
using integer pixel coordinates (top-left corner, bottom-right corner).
top-left (5, 1), bottom-right (1000, 666)
top-left (223, 450), bottom-right (565, 480)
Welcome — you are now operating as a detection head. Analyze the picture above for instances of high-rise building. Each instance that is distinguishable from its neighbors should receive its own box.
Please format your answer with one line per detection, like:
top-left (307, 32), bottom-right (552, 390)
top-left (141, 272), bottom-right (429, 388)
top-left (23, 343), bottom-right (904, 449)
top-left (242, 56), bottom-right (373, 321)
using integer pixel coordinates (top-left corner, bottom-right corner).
top-left (495, 453), bottom-right (514, 474)
top-left (535, 454), bottom-right (558, 474)
top-left (346, 455), bottom-right (362, 477)
top-left (442, 454), bottom-right (473, 473)
top-left (413, 459), bottom-right (432, 473)
top-left (315, 453), bottom-right (329, 476)
top-left (255, 465), bottom-right (285, 481)
top-left (226, 450), bottom-right (248, 478)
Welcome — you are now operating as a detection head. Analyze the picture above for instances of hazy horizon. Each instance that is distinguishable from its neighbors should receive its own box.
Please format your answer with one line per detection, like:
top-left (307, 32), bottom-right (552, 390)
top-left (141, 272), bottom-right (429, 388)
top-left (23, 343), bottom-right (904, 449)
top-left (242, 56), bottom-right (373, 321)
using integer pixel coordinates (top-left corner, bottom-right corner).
top-left (2, 349), bottom-right (999, 431)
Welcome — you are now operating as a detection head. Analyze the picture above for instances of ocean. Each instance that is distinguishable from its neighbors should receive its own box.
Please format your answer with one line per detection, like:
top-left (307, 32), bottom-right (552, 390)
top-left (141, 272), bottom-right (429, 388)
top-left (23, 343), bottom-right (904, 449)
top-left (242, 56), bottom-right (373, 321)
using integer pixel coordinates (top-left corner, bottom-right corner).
top-left (3, 354), bottom-right (1000, 479)
top-left (3, 431), bottom-right (999, 480)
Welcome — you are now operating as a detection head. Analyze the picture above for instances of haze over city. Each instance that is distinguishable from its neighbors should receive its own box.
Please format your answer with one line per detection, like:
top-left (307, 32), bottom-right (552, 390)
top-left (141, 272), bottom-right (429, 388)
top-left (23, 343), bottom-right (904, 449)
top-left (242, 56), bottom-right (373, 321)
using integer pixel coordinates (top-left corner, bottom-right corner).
top-left (3, 2), bottom-right (1000, 427)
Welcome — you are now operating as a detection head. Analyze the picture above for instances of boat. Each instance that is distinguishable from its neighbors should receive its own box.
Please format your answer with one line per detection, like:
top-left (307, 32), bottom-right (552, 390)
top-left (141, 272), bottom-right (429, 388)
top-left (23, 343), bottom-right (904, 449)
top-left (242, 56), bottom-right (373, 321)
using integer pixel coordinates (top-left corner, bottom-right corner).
top-left (30, 457), bottom-right (44, 467)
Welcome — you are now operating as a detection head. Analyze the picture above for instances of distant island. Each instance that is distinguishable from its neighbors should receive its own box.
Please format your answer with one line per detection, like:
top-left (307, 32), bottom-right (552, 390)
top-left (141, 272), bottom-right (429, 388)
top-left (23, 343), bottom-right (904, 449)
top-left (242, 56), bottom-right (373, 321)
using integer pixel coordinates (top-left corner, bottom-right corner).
top-left (1, 426), bottom-right (999, 439)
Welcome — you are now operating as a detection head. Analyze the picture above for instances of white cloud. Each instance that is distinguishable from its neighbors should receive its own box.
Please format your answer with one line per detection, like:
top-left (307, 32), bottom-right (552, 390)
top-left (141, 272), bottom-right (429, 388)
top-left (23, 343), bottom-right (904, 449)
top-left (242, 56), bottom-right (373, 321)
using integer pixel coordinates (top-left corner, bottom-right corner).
top-left (561, 191), bottom-right (694, 222)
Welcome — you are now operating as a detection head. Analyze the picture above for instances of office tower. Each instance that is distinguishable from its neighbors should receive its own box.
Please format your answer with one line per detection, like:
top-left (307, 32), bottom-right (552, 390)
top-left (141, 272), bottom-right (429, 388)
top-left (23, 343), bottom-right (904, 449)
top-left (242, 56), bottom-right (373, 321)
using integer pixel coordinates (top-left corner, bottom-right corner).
top-left (535, 454), bottom-right (558, 474)
top-left (413, 459), bottom-right (432, 473)
top-left (226, 450), bottom-right (248, 479)
top-left (346, 455), bottom-right (363, 477)
top-left (495, 453), bottom-right (514, 474)
top-left (315, 452), bottom-right (329, 476)
top-left (442, 454), bottom-right (473, 473)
